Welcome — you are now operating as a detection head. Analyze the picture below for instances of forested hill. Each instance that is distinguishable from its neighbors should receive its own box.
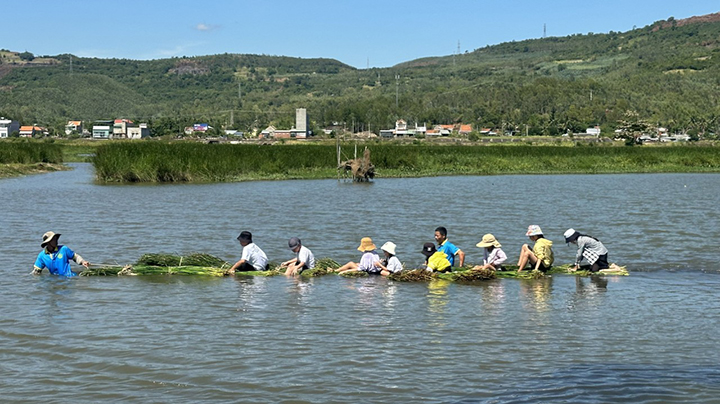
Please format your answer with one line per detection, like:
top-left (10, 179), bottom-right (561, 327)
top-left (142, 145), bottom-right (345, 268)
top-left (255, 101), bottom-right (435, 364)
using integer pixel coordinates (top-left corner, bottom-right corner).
top-left (1, 12), bottom-right (719, 137)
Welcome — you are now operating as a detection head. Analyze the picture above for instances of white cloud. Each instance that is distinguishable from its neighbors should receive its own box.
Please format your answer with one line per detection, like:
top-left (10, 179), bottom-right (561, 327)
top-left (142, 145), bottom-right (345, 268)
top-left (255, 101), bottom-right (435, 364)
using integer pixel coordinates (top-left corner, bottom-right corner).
top-left (195, 23), bottom-right (219, 32)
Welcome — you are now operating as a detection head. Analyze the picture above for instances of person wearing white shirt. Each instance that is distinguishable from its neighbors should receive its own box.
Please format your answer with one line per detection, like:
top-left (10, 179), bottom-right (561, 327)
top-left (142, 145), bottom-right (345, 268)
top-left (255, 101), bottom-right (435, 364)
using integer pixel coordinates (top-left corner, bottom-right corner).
top-left (229, 231), bottom-right (268, 273)
top-left (282, 237), bottom-right (315, 276)
top-left (473, 234), bottom-right (507, 271)
top-left (376, 241), bottom-right (403, 276)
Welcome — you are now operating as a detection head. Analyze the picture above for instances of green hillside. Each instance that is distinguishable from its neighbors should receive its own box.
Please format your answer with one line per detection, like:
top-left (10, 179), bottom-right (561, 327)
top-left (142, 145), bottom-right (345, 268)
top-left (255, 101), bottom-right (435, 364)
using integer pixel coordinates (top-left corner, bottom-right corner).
top-left (1, 13), bottom-right (719, 137)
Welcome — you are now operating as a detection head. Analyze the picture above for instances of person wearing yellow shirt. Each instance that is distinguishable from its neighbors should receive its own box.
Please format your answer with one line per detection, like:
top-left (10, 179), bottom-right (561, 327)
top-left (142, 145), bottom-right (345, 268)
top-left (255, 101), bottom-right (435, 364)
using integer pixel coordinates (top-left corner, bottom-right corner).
top-left (421, 242), bottom-right (451, 272)
top-left (517, 225), bottom-right (554, 272)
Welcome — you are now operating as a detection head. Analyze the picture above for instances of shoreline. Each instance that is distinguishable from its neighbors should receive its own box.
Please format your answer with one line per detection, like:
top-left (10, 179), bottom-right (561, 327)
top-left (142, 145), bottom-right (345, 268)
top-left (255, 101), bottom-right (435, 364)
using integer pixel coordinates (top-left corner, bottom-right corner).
top-left (0, 163), bottom-right (69, 179)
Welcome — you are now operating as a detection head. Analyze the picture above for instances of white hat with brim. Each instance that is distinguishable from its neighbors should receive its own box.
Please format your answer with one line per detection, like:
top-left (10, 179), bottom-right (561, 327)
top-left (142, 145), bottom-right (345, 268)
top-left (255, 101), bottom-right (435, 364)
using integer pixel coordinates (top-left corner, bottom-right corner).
top-left (41, 231), bottom-right (60, 247)
top-left (380, 241), bottom-right (397, 256)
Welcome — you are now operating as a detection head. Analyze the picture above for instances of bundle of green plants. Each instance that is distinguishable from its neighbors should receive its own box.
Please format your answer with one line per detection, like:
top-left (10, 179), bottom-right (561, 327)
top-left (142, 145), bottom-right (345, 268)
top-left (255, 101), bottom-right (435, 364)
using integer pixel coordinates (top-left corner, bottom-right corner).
top-left (442, 268), bottom-right (496, 281)
top-left (0, 140), bottom-right (63, 164)
top-left (80, 264), bottom-right (227, 276)
top-left (136, 253), bottom-right (229, 267)
top-left (388, 269), bottom-right (435, 282)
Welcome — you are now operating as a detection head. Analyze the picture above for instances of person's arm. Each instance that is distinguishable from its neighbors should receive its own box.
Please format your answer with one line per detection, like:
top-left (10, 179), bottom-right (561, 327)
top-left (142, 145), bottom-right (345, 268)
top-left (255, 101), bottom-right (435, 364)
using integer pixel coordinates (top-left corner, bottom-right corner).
top-left (280, 258), bottom-right (295, 267)
top-left (374, 260), bottom-right (388, 272)
top-left (32, 254), bottom-right (45, 274)
top-left (229, 258), bottom-right (246, 272)
top-left (456, 249), bottom-right (465, 267)
top-left (72, 252), bottom-right (90, 268)
top-left (493, 249), bottom-right (507, 266)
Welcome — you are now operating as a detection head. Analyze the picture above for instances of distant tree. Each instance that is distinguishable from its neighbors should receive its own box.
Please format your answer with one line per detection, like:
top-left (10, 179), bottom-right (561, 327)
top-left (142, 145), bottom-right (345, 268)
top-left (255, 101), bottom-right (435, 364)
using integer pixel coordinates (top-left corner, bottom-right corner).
top-left (19, 51), bottom-right (35, 61)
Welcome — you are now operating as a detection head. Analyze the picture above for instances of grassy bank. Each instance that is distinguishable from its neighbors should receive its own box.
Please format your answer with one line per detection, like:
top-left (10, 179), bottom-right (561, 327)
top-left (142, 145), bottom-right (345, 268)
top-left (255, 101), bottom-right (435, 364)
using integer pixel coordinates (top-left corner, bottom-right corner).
top-left (93, 142), bottom-right (720, 183)
top-left (0, 140), bottom-right (66, 178)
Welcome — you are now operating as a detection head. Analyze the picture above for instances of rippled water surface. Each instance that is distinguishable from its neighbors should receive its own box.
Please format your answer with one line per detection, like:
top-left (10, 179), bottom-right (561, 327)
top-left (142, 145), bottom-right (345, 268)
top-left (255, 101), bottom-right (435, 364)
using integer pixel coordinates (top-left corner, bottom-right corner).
top-left (1, 165), bottom-right (719, 403)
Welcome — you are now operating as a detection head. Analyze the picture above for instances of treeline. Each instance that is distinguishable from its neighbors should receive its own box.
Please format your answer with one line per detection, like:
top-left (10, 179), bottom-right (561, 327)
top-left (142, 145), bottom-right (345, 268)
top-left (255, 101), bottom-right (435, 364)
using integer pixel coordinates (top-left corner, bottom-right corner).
top-left (1, 17), bottom-right (719, 137)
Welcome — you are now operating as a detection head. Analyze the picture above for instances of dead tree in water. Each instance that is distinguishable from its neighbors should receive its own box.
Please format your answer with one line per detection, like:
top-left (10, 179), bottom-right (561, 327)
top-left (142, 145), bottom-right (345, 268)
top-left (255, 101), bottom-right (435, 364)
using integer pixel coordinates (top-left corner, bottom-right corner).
top-left (339, 147), bottom-right (375, 182)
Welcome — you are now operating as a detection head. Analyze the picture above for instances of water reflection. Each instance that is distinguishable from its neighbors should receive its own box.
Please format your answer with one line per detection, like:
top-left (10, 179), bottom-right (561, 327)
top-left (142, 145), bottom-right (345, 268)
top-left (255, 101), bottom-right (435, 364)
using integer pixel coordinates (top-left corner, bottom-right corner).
top-left (233, 275), bottom-right (269, 311)
top-left (426, 279), bottom-right (450, 343)
top-left (519, 277), bottom-right (553, 313)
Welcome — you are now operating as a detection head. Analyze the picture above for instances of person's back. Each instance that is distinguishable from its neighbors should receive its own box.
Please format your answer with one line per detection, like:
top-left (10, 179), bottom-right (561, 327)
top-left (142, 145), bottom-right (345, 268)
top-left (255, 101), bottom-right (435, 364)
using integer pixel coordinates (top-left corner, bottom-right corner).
top-left (358, 251), bottom-right (381, 273)
top-left (533, 238), bottom-right (554, 267)
top-left (242, 242), bottom-right (268, 270)
top-left (297, 245), bottom-right (315, 269)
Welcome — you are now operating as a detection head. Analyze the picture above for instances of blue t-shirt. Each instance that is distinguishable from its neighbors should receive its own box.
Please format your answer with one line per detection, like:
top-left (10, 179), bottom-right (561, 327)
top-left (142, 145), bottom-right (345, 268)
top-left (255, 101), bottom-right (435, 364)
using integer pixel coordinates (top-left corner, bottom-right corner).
top-left (437, 240), bottom-right (460, 267)
top-left (34, 245), bottom-right (77, 277)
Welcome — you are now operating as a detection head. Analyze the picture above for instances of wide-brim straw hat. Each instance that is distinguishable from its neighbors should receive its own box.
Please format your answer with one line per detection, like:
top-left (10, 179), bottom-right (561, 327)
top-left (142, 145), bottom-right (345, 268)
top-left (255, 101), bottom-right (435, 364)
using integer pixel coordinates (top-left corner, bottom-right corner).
top-left (357, 237), bottom-right (377, 252)
top-left (380, 241), bottom-right (397, 256)
top-left (476, 233), bottom-right (501, 248)
top-left (526, 225), bottom-right (543, 237)
top-left (41, 231), bottom-right (60, 247)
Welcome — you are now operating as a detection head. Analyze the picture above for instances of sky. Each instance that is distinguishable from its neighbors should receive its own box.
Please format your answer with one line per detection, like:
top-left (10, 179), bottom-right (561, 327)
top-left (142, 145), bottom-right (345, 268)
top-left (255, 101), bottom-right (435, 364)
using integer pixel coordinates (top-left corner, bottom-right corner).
top-left (3, 0), bottom-right (719, 68)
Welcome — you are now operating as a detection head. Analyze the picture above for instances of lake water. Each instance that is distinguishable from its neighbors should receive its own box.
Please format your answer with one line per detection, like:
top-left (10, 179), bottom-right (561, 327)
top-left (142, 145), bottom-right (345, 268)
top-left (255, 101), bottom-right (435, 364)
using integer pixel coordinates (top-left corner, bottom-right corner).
top-left (1, 164), bottom-right (719, 403)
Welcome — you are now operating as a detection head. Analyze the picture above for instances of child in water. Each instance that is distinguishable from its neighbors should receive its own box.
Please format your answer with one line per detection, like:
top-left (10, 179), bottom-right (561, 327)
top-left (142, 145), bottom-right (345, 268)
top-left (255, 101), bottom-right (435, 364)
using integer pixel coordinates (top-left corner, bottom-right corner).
top-left (421, 242), bottom-right (451, 272)
top-left (517, 225), bottom-right (554, 272)
top-left (375, 241), bottom-right (403, 276)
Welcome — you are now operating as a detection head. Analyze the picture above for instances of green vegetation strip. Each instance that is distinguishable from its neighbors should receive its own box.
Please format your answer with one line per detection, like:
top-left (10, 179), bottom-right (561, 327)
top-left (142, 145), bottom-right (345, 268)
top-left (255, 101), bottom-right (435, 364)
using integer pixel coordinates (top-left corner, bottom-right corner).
top-left (0, 140), bottom-right (66, 178)
top-left (93, 142), bottom-right (720, 183)
top-left (80, 253), bottom-right (627, 280)
top-left (0, 140), bottom-right (63, 164)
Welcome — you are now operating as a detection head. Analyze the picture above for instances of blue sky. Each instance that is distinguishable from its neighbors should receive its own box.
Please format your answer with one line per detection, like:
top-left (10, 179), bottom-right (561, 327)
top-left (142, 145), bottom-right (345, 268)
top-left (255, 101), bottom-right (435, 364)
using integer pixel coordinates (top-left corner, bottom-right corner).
top-left (4, 0), bottom-right (719, 68)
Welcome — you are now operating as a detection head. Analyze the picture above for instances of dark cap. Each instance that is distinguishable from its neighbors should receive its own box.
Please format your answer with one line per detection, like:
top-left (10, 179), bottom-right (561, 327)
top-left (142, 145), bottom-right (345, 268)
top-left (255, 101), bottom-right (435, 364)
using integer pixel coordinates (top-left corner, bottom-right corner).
top-left (421, 242), bottom-right (436, 258)
top-left (237, 231), bottom-right (252, 242)
top-left (288, 237), bottom-right (301, 249)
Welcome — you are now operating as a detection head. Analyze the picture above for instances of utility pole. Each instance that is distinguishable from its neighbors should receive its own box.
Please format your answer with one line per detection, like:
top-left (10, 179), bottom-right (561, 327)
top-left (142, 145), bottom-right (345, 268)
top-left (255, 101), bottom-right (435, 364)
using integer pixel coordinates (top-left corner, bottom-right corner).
top-left (543, 23), bottom-right (547, 38)
top-left (238, 82), bottom-right (242, 103)
top-left (590, 90), bottom-right (593, 101)
top-left (69, 55), bottom-right (72, 75)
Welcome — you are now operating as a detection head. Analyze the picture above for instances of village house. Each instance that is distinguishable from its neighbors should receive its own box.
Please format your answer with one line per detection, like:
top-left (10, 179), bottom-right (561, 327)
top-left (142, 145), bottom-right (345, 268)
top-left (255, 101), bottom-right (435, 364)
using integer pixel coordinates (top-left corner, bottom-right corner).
top-left (573, 126), bottom-right (601, 138)
top-left (19, 125), bottom-right (47, 137)
top-left (458, 124), bottom-right (473, 136)
top-left (263, 108), bottom-right (310, 140)
top-left (0, 117), bottom-right (20, 138)
top-left (65, 120), bottom-right (82, 135)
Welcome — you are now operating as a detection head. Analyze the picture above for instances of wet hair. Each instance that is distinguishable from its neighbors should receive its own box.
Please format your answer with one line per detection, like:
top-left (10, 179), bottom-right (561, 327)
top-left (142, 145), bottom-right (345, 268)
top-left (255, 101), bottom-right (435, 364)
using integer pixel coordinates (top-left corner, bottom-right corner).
top-left (435, 226), bottom-right (447, 237)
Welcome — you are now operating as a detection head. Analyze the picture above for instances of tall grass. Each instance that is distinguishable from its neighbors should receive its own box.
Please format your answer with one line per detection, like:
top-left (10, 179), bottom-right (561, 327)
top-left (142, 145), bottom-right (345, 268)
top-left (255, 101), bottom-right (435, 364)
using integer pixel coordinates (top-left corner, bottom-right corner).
top-left (93, 142), bottom-right (720, 183)
top-left (0, 140), bottom-right (64, 164)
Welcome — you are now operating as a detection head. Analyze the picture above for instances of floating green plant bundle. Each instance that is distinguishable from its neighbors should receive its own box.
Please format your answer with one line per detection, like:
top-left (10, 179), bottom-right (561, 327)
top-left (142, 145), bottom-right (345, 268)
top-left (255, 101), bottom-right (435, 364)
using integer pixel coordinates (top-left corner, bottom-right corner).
top-left (242, 257), bottom-right (341, 277)
top-left (80, 252), bottom-right (627, 279)
top-left (136, 253), bottom-right (229, 267)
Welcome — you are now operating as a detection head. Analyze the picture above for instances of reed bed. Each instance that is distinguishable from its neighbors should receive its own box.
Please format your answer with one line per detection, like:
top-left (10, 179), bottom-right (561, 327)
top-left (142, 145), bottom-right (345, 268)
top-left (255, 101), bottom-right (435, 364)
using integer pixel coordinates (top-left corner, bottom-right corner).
top-left (93, 142), bottom-right (720, 183)
top-left (0, 141), bottom-right (64, 164)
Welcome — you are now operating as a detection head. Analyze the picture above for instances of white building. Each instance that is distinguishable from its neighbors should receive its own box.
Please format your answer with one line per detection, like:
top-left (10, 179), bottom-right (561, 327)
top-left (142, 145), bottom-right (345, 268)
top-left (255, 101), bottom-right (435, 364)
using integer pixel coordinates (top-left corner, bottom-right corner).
top-left (0, 117), bottom-right (20, 138)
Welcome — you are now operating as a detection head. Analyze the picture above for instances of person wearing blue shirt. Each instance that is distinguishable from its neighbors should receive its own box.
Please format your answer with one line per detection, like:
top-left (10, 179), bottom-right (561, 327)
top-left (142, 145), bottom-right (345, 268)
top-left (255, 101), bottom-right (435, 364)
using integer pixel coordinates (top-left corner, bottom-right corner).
top-left (33, 231), bottom-right (90, 277)
top-left (435, 226), bottom-right (465, 268)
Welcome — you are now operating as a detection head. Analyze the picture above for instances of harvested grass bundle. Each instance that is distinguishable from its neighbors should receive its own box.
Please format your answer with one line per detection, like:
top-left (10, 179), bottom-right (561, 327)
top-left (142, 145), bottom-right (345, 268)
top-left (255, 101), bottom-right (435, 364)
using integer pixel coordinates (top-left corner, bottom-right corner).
top-left (445, 268), bottom-right (497, 281)
top-left (80, 265), bottom-right (227, 276)
top-left (315, 257), bottom-right (340, 271)
top-left (136, 253), bottom-right (229, 267)
top-left (388, 269), bottom-right (435, 282)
